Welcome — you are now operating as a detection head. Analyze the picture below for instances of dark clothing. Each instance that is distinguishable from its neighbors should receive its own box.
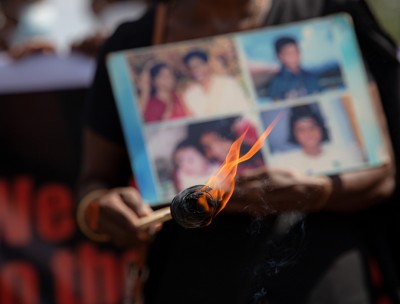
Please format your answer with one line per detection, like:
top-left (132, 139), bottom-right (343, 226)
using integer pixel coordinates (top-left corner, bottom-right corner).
top-left (145, 214), bottom-right (277, 304)
top-left (85, 10), bottom-right (271, 304)
top-left (84, 1), bottom-right (400, 303)
top-left (267, 66), bottom-right (321, 100)
top-left (85, 10), bottom-right (154, 145)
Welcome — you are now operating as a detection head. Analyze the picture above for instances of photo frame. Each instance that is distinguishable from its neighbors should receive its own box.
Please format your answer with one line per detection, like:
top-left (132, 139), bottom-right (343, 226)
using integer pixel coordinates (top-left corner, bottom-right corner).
top-left (107, 14), bottom-right (386, 205)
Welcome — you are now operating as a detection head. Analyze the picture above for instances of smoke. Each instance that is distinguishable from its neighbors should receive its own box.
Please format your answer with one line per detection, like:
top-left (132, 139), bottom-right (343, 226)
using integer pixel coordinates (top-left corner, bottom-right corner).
top-left (247, 212), bottom-right (307, 304)
top-left (253, 288), bottom-right (267, 304)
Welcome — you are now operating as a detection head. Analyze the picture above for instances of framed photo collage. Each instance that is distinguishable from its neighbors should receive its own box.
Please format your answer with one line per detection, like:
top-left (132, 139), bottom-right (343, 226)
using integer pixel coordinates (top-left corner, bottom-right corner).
top-left (107, 14), bottom-right (387, 205)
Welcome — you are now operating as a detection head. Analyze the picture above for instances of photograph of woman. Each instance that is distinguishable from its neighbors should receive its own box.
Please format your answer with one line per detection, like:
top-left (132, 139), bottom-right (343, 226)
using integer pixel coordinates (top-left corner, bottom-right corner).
top-left (139, 62), bottom-right (191, 123)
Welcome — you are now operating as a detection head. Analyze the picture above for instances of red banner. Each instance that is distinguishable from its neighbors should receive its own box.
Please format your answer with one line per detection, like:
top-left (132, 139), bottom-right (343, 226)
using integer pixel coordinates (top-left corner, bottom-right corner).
top-left (0, 90), bottom-right (137, 304)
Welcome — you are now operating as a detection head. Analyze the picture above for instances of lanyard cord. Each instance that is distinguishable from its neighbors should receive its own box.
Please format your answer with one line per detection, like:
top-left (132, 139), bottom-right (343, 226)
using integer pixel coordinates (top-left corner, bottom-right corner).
top-left (152, 0), bottom-right (169, 45)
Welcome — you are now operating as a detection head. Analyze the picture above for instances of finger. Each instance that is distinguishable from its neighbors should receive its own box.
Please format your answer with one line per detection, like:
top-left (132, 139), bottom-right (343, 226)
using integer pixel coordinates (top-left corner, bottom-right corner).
top-left (118, 188), bottom-right (153, 217)
top-left (102, 220), bottom-right (148, 247)
top-left (234, 182), bottom-right (267, 202)
top-left (101, 200), bottom-right (155, 243)
top-left (100, 218), bottom-right (132, 240)
top-left (9, 43), bottom-right (54, 60)
top-left (99, 194), bottom-right (142, 230)
top-left (236, 167), bottom-right (268, 183)
top-left (235, 176), bottom-right (272, 194)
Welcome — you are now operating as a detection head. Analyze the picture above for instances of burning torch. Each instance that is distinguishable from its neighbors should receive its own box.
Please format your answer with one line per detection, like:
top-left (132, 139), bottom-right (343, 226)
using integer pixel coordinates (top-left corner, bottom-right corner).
top-left (137, 115), bottom-right (281, 229)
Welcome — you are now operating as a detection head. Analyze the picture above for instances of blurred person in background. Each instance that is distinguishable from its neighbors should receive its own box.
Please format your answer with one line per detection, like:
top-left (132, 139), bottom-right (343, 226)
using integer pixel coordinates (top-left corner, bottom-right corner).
top-left (0, 0), bottom-right (146, 58)
top-left (77, 0), bottom-right (400, 303)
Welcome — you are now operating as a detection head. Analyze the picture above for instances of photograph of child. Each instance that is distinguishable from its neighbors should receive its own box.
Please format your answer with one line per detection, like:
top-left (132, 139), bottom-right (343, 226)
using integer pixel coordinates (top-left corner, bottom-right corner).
top-left (145, 115), bottom-right (264, 197)
top-left (238, 21), bottom-right (346, 103)
top-left (187, 117), bottom-right (265, 175)
top-left (266, 36), bottom-right (321, 100)
top-left (261, 99), bottom-right (366, 175)
top-left (127, 37), bottom-right (252, 124)
top-left (173, 138), bottom-right (220, 192)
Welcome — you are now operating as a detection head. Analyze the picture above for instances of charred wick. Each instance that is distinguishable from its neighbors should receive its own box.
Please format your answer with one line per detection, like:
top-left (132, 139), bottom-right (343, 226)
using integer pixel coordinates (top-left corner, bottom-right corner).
top-left (170, 184), bottom-right (222, 229)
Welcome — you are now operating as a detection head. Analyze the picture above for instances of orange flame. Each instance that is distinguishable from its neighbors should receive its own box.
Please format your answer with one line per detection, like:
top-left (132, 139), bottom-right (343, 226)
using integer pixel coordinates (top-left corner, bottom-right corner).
top-left (201, 114), bottom-right (282, 213)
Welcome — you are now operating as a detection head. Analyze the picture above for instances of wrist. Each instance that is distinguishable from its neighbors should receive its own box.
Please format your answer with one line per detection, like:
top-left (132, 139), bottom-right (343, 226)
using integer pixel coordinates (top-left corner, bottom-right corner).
top-left (76, 189), bottom-right (110, 242)
top-left (309, 176), bottom-right (333, 211)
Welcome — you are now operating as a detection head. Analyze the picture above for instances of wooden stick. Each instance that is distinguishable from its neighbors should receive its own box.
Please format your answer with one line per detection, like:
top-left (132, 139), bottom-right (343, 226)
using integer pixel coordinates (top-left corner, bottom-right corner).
top-left (137, 206), bottom-right (172, 229)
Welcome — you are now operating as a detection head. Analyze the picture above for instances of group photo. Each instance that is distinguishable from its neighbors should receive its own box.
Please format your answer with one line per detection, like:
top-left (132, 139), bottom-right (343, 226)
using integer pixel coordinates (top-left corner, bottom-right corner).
top-left (145, 115), bottom-right (265, 198)
top-left (126, 37), bottom-right (252, 123)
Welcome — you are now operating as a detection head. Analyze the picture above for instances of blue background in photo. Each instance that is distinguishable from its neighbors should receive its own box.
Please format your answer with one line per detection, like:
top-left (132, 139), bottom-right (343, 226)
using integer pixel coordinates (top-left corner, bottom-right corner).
top-left (238, 19), bottom-right (345, 102)
top-left (240, 21), bottom-right (336, 69)
top-left (261, 99), bottom-right (356, 154)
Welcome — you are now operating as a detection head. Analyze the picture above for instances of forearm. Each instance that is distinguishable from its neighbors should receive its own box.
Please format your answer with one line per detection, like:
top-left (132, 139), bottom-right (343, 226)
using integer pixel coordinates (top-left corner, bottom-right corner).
top-left (321, 82), bottom-right (397, 212)
top-left (76, 128), bottom-right (132, 201)
top-left (228, 163), bottom-right (395, 217)
top-left (322, 164), bottom-right (395, 212)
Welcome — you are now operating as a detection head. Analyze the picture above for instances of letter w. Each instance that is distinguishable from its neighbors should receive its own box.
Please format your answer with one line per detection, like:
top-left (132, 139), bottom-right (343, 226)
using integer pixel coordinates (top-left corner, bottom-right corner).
top-left (0, 177), bottom-right (32, 246)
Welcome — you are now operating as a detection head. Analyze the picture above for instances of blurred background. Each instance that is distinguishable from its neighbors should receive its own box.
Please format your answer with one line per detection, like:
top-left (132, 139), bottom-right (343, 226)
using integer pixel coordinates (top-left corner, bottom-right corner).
top-left (0, 1), bottom-right (398, 303)
top-left (0, 1), bottom-right (148, 304)
top-left (367, 0), bottom-right (400, 44)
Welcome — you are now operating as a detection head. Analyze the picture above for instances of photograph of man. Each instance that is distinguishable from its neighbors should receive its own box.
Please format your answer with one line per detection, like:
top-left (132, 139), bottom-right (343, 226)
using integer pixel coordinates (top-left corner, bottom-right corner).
top-left (262, 102), bottom-right (365, 175)
top-left (266, 36), bottom-right (321, 100)
top-left (182, 49), bottom-right (251, 117)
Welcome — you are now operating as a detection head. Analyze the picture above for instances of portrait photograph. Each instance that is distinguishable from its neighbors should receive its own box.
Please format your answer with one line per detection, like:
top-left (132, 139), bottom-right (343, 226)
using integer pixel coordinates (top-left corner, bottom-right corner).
top-left (238, 20), bottom-right (346, 103)
top-left (144, 115), bottom-right (265, 198)
top-left (126, 36), bottom-right (253, 124)
top-left (260, 97), bottom-right (366, 175)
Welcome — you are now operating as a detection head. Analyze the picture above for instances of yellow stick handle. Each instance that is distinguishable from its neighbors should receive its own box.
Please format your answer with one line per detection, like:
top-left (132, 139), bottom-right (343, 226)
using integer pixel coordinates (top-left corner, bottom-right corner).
top-left (137, 206), bottom-right (172, 229)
